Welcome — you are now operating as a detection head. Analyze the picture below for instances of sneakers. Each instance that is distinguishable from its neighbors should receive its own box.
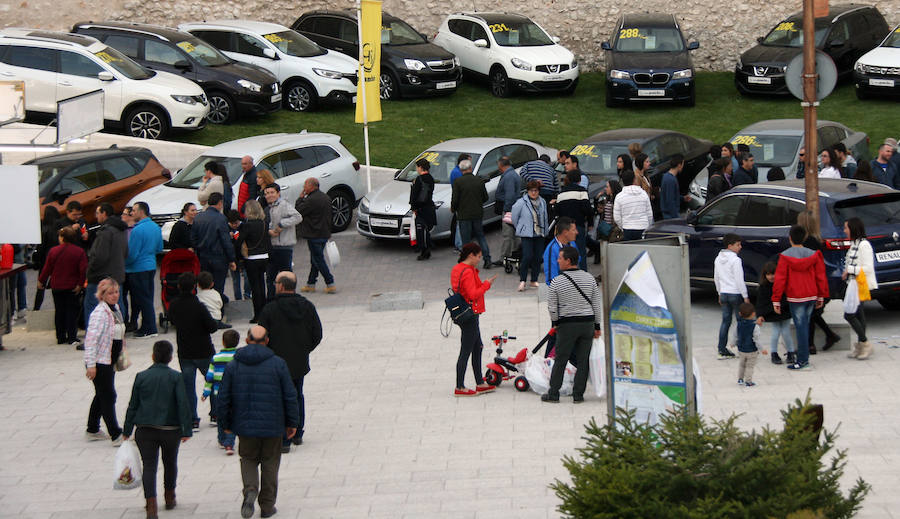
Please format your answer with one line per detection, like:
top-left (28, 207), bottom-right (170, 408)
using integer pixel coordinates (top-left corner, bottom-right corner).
top-left (300, 285), bottom-right (315, 293)
top-left (743, 381), bottom-right (757, 387)
top-left (770, 352), bottom-right (783, 365)
top-left (209, 416), bottom-right (217, 426)
top-left (291, 435), bottom-right (303, 446)
top-left (787, 362), bottom-right (811, 371)
top-left (280, 444), bottom-right (291, 454)
top-left (15, 309), bottom-right (26, 320)
top-left (517, 281), bottom-right (526, 292)
top-left (134, 331), bottom-right (158, 339)
top-left (192, 421), bottom-right (200, 431)
top-left (241, 489), bottom-right (257, 519)
top-left (786, 352), bottom-right (797, 364)
top-left (717, 350), bottom-right (736, 360)
top-left (225, 446), bottom-right (235, 456)
top-left (111, 434), bottom-right (124, 447)
top-left (324, 286), bottom-right (337, 294)
top-left (540, 393), bottom-right (560, 403)
top-left (85, 430), bottom-right (109, 442)
top-left (453, 388), bottom-right (477, 397)
top-left (737, 379), bottom-right (744, 386)
top-left (70, 339), bottom-right (84, 350)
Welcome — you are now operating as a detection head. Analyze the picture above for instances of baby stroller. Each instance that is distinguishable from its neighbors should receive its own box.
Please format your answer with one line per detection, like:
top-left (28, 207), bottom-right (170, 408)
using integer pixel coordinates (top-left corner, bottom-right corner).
top-left (157, 249), bottom-right (201, 333)
top-left (502, 246), bottom-right (521, 274)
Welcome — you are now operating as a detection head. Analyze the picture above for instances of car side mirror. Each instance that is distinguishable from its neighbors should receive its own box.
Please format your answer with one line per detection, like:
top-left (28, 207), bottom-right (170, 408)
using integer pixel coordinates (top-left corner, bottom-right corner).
top-left (688, 41), bottom-right (699, 50)
top-left (828, 39), bottom-right (845, 48)
top-left (686, 210), bottom-right (698, 225)
top-left (394, 169), bottom-right (402, 179)
top-left (162, 169), bottom-right (172, 179)
top-left (97, 71), bottom-right (114, 81)
top-left (601, 41), bottom-right (611, 50)
top-left (757, 36), bottom-right (764, 43)
top-left (473, 39), bottom-right (488, 48)
top-left (52, 189), bottom-right (72, 204)
top-left (174, 60), bottom-right (192, 71)
top-left (263, 48), bottom-right (278, 59)
top-left (551, 36), bottom-right (560, 43)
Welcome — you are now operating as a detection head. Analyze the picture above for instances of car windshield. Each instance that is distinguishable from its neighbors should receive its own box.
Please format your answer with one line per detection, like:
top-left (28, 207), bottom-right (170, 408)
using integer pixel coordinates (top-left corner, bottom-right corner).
top-left (883, 27), bottom-right (900, 48)
top-left (382, 19), bottom-right (426, 45)
top-left (761, 19), bottom-right (828, 47)
top-left (93, 46), bottom-right (153, 79)
top-left (488, 20), bottom-right (554, 47)
top-left (175, 38), bottom-right (230, 66)
top-left (35, 161), bottom-right (78, 197)
top-left (569, 144), bottom-right (630, 176)
top-left (169, 155), bottom-right (242, 188)
top-left (831, 194), bottom-right (900, 227)
top-left (261, 30), bottom-right (325, 57)
top-left (614, 27), bottom-right (685, 52)
top-left (397, 151), bottom-right (482, 184)
top-left (730, 134), bottom-right (802, 167)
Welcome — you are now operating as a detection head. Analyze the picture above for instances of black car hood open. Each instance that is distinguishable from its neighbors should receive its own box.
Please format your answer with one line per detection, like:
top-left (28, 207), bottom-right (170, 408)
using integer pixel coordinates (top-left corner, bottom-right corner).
top-left (607, 51), bottom-right (692, 72)
top-left (740, 44), bottom-right (808, 66)
top-left (386, 42), bottom-right (455, 61)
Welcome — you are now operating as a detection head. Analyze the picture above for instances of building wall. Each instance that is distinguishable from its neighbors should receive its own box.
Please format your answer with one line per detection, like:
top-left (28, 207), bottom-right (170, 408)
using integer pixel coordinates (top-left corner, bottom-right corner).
top-left (4, 0), bottom-right (899, 72)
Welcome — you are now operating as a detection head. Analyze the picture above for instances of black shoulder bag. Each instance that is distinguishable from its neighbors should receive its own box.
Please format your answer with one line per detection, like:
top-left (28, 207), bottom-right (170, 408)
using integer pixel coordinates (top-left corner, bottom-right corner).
top-left (444, 267), bottom-right (476, 325)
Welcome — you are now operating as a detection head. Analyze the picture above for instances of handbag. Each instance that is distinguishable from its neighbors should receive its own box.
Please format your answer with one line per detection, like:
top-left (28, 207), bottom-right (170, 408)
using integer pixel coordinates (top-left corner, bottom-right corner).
top-left (324, 240), bottom-right (340, 267)
top-left (240, 222), bottom-right (266, 259)
top-left (115, 347), bottom-right (131, 372)
top-left (843, 278), bottom-right (860, 314)
top-left (857, 269), bottom-right (871, 302)
top-left (444, 266), bottom-right (475, 325)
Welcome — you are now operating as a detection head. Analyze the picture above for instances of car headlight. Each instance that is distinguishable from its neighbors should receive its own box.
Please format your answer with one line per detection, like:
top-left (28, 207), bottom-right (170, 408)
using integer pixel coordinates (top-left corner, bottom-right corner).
top-left (673, 69), bottom-right (692, 79)
top-left (854, 61), bottom-right (865, 73)
top-left (171, 94), bottom-right (199, 105)
top-left (511, 57), bottom-right (532, 71)
top-left (571, 60), bottom-right (578, 68)
top-left (453, 56), bottom-right (460, 67)
top-left (237, 79), bottom-right (261, 92)
top-left (403, 59), bottom-right (426, 71)
top-left (609, 69), bottom-right (630, 80)
top-left (313, 68), bottom-right (344, 79)
top-left (359, 198), bottom-right (369, 213)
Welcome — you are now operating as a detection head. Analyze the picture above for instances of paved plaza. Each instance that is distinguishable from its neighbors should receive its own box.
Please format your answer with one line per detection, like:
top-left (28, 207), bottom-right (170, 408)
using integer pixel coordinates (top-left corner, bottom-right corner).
top-left (1, 228), bottom-right (899, 518)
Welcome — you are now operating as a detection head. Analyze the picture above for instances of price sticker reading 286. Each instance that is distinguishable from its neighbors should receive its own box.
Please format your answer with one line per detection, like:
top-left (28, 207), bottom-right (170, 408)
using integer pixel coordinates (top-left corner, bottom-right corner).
top-left (774, 22), bottom-right (797, 33)
top-left (419, 152), bottom-right (440, 165)
top-left (731, 135), bottom-right (762, 148)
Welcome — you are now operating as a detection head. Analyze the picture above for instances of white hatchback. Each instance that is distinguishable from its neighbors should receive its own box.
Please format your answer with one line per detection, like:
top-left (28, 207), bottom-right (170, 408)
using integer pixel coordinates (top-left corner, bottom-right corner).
top-left (432, 12), bottom-right (578, 97)
top-left (180, 20), bottom-right (358, 112)
top-left (0, 29), bottom-right (208, 140)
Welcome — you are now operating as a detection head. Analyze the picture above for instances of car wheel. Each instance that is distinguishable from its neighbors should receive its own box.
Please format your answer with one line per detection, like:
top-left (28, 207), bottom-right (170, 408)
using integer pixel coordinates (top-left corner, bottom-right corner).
top-left (855, 87), bottom-right (868, 100)
top-left (563, 78), bottom-right (579, 96)
top-left (684, 87), bottom-right (696, 107)
top-left (206, 92), bottom-right (235, 124)
top-left (380, 71), bottom-right (399, 100)
top-left (605, 86), bottom-right (618, 107)
top-left (328, 189), bottom-right (354, 232)
top-left (490, 66), bottom-right (509, 98)
top-left (877, 295), bottom-right (900, 311)
top-left (126, 106), bottom-right (168, 140)
top-left (285, 80), bottom-right (317, 112)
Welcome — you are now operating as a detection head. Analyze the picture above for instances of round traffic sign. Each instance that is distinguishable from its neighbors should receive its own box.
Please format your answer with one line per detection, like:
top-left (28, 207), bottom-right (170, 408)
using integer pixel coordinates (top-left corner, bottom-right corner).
top-left (785, 50), bottom-right (838, 101)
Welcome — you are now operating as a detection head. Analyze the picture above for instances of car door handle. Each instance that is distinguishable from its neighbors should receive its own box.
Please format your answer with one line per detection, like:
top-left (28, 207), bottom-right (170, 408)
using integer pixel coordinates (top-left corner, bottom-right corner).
top-left (0, 71), bottom-right (13, 77)
top-left (765, 239), bottom-right (780, 243)
top-left (320, 172), bottom-right (331, 178)
top-left (59, 80), bottom-right (72, 86)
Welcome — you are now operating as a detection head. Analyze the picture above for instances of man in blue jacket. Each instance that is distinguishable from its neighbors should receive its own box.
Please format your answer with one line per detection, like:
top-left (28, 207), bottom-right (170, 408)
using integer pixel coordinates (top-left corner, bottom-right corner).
top-left (192, 192), bottom-right (237, 300)
top-left (543, 216), bottom-right (577, 285)
top-left (660, 155), bottom-right (690, 220)
top-left (126, 201), bottom-right (163, 338)
top-left (219, 325), bottom-right (299, 519)
top-left (871, 144), bottom-right (898, 189)
top-left (494, 156), bottom-right (522, 266)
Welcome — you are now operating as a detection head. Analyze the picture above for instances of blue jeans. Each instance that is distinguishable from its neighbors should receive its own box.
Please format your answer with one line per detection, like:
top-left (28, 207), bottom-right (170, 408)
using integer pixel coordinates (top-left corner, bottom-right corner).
top-left (210, 393), bottom-right (236, 447)
top-left (717, 293), bottom-right (743, 353)
top-left (454, 222), bottom-right (462, 249)
top-left (266, 247), bottom-right (293, 298)
top-left (127, 270), bottom-right (157, 334)
top-left (282, 377), bottom-right (305, 446)
top-left (458, 219), bottom-right (491, 262)
top-left (230, 265), bottom-right (251, 300)
top-left (789, 301), bottom-right (814, 366)
top-left (769, 319), bottom-right (796, 353)
top-left (179, 357), bottom-right (212, 423)
top-left (519, 236), bottom-right (544, 282)
top-left (306, 238), bottom-right (334, 286)
top-left (14, 271), bottom-right (26, 311)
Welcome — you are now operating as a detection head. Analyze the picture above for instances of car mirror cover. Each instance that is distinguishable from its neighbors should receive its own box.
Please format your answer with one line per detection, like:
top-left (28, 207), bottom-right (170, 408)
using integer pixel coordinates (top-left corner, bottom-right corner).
top-left (601, 41), bottom-right (611, 50)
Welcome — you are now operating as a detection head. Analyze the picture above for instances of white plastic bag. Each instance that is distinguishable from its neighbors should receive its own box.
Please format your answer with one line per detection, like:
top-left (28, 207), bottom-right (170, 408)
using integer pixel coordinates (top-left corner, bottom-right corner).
top-left (324, 240), bottom-right (340, 268)
top-left (524, 355), bottom-right (576, 396)
top-left (587, 338), bottom-right (606, 399)
top-left (113, 440), bottom-right (142, 490)
top-left (843, 278), bottom-right (859, 314)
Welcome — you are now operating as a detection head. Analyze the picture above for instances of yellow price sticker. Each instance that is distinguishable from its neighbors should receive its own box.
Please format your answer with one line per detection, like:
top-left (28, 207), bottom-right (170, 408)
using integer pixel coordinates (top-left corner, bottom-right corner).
top-left (731, 135), bottom-right (762, 148)
top-left (263, 33), bottom-right (285, 43)
top-left (94, 51), bottom-right (121, 64)
top-left (618, 28), bottom-right (646, 39)
top-left (418, 152), bottom-right (440, 165)
top-left (774, 22), bottom-right (797, 32)
top-left (176, 41), bottom-right (196, 53)
top-left (489, 23), bottom-right (510, 33)
top-left (895, 26), bottom-right (900, 33)
top-left (570, 145), bottom-right (598, 157)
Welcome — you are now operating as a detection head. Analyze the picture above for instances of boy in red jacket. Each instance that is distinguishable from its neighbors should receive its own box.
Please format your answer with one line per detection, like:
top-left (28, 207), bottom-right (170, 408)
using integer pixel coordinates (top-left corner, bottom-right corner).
top-left (772, 225), bottom-right (828, 370)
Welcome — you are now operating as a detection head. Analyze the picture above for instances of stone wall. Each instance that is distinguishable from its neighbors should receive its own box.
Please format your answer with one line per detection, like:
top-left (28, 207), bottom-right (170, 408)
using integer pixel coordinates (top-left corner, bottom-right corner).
top-left (4, 1), bottom-right (899, 71)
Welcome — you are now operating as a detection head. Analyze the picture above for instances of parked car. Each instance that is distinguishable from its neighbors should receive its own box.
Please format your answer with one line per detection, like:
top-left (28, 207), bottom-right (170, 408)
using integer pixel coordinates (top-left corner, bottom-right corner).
top-left (689, 119), bottom-right (870, 205)
top-left (292, 10), bottom-right (461, 100)
top-left (357, 137), bottom-right (555, 240)
top-left (601, 14), bottom-right (699, 107)
top-left (71, 22), bottom-right (281, 124)
top-left (0, 29), bottom-right (208, 139)
top-left (645, 179), bottom-right (900, 310)
top-left (129, 132), bottom-right (364, 241)
top-left (734, 4), bottom-right (889, 96)
top-left (31, 145), bottom-right (170, 223)
top-left (432, 12), bottom-right (578, 97)
top-left (180, 20), bottom-right (357, 112)
top-left (853, 23), bottom-right (900, 99)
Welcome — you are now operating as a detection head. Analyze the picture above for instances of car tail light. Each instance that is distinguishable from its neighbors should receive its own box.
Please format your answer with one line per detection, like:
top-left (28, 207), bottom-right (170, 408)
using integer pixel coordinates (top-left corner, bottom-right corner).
top-left (352, 161), bottom-right (360, 171)
top-left (825, 238), bottom-right (852, 250)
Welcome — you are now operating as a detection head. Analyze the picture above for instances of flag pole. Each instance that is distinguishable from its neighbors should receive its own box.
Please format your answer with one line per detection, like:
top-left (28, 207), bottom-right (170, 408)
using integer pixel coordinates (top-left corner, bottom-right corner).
top-left (357, 0), bottom-right (372, 193)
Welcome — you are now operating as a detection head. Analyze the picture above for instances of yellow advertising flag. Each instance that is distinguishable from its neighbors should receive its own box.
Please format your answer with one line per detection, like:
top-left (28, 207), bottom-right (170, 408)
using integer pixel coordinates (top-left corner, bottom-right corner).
top-left (355, 0), bottom-right (382, 123)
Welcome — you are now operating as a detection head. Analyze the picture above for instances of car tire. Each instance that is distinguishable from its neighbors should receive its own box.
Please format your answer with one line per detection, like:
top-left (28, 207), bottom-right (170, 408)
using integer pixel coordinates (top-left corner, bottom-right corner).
top-left (490, 66), bottom-right (510, 98)
top-left (563, 78), bottom-right (579, 96)
top-left (206, 91), bottom-right (235, 124)
top-left (855, 87), bottom-right (868, 100)
top-left (328, 188), bottom-right (354, 232)
top-left (126, 105), bottom-right (168, 140)
top-left (285, 80), bottom-right (317, 112)
top-left (684, 87), bottom-right (696, 107)
top-left (605, 86), bottom-right (619, 107)
top-left (877, 295), bottom-right (900, 311)
top-left (380, 70), bottom-right (399, 100)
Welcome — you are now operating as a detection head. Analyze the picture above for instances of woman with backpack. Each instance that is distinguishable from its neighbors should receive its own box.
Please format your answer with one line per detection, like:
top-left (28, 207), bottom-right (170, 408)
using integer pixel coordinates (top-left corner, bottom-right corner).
top-left (449, 243), bottom-right (497, 397)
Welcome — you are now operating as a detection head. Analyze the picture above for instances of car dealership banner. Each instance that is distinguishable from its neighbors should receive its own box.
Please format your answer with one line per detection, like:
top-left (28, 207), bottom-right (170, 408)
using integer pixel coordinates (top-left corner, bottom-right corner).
top-left (355, 0), bottom-right (382, 123)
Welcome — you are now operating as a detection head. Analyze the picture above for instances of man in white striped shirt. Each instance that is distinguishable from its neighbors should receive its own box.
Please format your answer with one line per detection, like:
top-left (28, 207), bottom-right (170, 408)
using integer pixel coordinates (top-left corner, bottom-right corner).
top-left (542, 246), bottom-right (603, 403)
top-left (613, 169), bottom-right (653, 241)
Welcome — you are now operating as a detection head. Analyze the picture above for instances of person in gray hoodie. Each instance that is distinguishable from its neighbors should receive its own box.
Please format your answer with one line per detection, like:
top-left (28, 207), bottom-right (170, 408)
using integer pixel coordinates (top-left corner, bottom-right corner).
top-left (84, 203), bottom-right (128, 326)
top-left (263, 184), bottom-right (302, 299)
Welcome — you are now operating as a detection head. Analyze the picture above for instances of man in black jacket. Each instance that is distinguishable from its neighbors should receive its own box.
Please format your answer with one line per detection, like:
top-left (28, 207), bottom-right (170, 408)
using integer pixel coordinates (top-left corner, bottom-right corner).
top-left (168, 272), bottom-right (219, 430)
top-left (258, 271), bottom-right (322, 453)
top-left (295, 178), bottom-right (335, 293)
top-left (555, 171), bottom-right (593, 270)
top-left (450, 159), bottom-right (492, 269)
top-left (192, 192), bottom-right (236, 300)
top-left (84, 203), bottom-right (129, 328)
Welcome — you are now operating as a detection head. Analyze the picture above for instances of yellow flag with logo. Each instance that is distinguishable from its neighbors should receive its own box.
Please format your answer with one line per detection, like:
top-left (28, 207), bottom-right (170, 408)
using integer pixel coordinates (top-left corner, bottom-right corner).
top-left (355, 0), bottom-right (382, 123)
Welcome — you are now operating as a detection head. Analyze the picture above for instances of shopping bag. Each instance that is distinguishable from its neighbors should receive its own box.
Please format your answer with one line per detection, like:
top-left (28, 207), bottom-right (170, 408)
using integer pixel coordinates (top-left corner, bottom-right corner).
top-left (587, 338), bottom-right (606, 399)
top-left (409, 220), bottom-right (417, 247)
top-left (112, 440), bottom-right (142, 490)
top-left (524, 355), bottom-right (576, 396)
top-left (115, 347), bottom-right (131, 372)
top-left (857, 270), bottom-right (871, 302)
top-left (324, 240), bottom-right (340, 268)
top-left (843, 278), bottom-right (860, 314)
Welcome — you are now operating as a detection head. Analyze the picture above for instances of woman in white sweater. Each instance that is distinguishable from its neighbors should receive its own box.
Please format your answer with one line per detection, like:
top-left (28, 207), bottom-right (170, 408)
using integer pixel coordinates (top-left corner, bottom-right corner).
top-left (613, 169), bottom-right (653, 241)
top-left (843, 217), bottom-right (877, 360)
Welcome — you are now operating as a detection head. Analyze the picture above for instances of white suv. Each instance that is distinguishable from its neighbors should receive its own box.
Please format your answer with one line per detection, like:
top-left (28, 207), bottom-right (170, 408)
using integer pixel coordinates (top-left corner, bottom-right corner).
top-left (130, 132), bottom-right (365, 237)
top-left (432, 12), bottom-right (578, 97)
top-left (0, 29), bottom-right (208, 140)
top-left (180, 20), bottom-right (358, 112)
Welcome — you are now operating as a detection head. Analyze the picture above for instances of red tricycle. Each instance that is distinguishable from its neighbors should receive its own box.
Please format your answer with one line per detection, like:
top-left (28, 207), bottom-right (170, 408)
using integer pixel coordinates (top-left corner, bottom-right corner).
top-left (484, 329), bottom-right (557, 392)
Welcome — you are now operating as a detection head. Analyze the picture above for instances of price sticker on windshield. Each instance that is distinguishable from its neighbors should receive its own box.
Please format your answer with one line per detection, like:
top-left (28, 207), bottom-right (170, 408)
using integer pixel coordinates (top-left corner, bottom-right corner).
top-left (94, 51), bottom-right (122, 64)
top-left (774, 22), bottom-right (797, 32)
top-left (176, 41), bottom-right (196, 53)
top-left (418, 152), bottom-right (440, 165)
top-left (731, 135), bottom-right (762, 148)
top-left (570, 145), bottom-right (598, 157)
top-left (619, 28), bottom-right (647, 39)
top-left (263, 33), bottom-right (285, 43)
top-left (489, 23), bottom-right (510, 33)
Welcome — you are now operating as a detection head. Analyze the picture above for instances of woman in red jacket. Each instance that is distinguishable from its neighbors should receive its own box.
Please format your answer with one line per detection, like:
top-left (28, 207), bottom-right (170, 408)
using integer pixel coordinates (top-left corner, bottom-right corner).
top-left (450, 243), bottom-right (497, 396)
top-left (38, 227), bottom-right (87, 346)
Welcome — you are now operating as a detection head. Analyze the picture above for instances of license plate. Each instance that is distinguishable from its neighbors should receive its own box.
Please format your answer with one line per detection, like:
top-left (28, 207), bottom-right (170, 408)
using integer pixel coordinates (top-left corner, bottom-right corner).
top-left (747, 76), bottom-right (772, 85)
top-left (545, 75), bottom-right (563, 81)
top-left (271, 93), bottom-right (282, 103)
top-left (870, 78), bottom-right (895, 87)
top-left (637, 89), bottom-right (665, 97)
top-left (435, 81), bottom-right (456, 89)
top-left (369, 217), bottom-right (398, 228)
top-left (876, 250), bottom-right (900, 263)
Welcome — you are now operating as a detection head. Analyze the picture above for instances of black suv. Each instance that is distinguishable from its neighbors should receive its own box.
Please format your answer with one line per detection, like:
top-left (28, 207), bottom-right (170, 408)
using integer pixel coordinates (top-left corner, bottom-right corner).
top-left (734, 4), bottom-right (889, 96)
top-left (72, 22), bottom-right (281, 123)
top-left (602, 14), bottom-right (699, 107)
top-left (292, 10), bottom-right (461, 99)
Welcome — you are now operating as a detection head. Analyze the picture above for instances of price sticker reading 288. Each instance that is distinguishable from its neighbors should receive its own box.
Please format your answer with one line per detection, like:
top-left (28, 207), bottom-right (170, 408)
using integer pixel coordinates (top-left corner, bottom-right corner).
top-left (619, 28), bottom-right (646, 39)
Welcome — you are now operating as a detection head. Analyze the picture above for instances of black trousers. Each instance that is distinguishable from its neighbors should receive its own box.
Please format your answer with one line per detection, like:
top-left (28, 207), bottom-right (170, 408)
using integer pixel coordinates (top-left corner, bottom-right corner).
top-left (87, 341), bottom-right (122, 438)
top-left (456, 315), bottom-right (485, 388)
top-left (135, 427), bottom-right (182, 498)
top-left (239, 436), bottom-right (283, 514)
top-left (51, 289), bottom-right (79, 343)
top-left (414, 214), bottom-right (433, 253)
top-left (844, 305), bottom-right (867, 342)
top-left (809, 300), bottom-right (837, 345)
top-left (244, 258), bottom-right (267, 320)
top-left (548, 321), bottom-right (593, 398)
